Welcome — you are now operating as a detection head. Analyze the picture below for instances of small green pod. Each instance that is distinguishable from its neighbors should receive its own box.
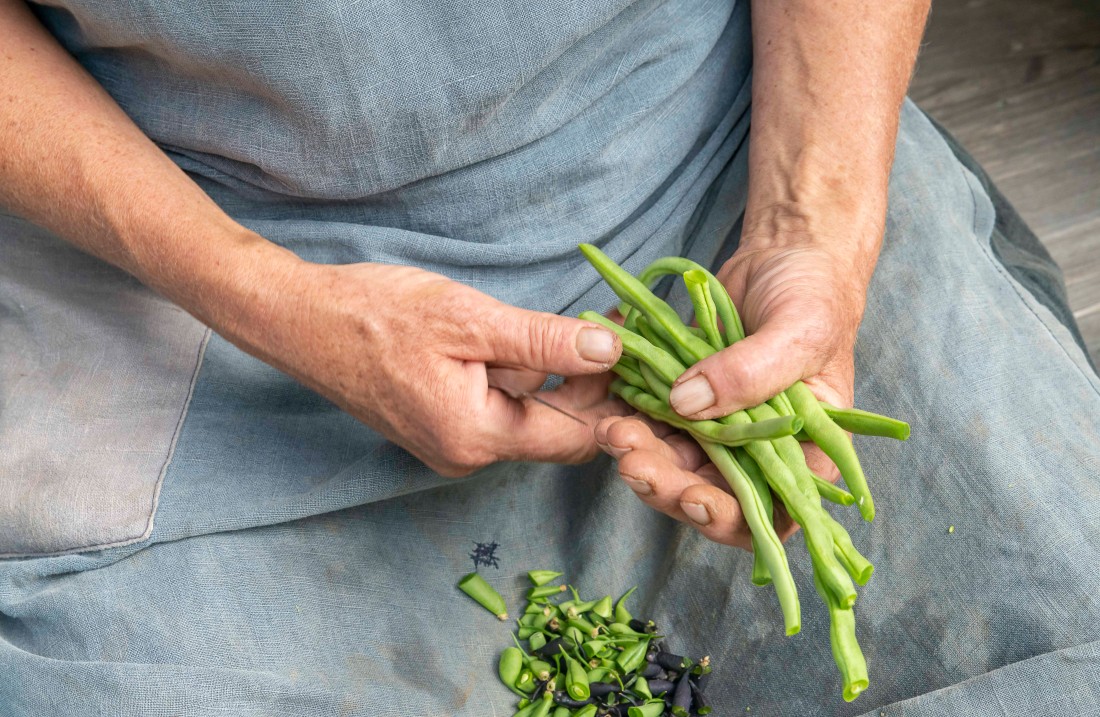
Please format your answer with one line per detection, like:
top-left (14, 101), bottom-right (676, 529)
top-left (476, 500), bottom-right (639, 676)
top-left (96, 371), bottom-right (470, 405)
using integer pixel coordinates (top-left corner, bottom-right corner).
top-left (574, 706), bottom-right (598, 717)
top-left (528, 570), bottom-right (564, 586)
top-left (628, 702), bottom-right (666, 717)
top-left (552, 709), bottom-right (570, 717)
top-left (586, 667), bottom-right (609, 683)
top-left (560, 649), bottom-right (591, 701)
top-left (499, 647), bottom-right (524, 689)
top-left (591, 595), bottom-right (613, 620)
top-left (582, 639), bottom-right (608, 658)
top-left (528, 584), bottom-right (568, 600)
top-left (515, 668), bottom-right (535, 693)
top-left (528, 632), bottom-right (547, 652)
top-left (528, 660), bottom-right (554, 682)
top-left (614, 586), bottom-right (637, 624)
top-left (530, 691), bottom-right (554, 717)
top-left (617, 639), bottom-right (650, 674)
top-left (457, 572), bottom-right (508, 621)
top-left (633, 677), bottom-right (653, 700)
top-left (567, 617), bottom-right (599, 638)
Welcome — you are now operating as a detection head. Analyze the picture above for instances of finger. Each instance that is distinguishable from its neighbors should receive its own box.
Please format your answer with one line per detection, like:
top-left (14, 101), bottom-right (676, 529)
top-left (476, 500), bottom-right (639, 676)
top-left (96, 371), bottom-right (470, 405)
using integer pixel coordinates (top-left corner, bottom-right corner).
top-left (467, 304), bottom-right (623, 376)
top-left (678, 483), bottom-right (752, 549)
top-left (599, 416), bottom-right (697, 470)
top-left (483, 386), bottom-right (628, 465)
top-left (615, 445), bottom-right (713, 519)
top-left (487, 366), bottom-right (548, 396)
top-left (667, 314), bottom-right (830, 420)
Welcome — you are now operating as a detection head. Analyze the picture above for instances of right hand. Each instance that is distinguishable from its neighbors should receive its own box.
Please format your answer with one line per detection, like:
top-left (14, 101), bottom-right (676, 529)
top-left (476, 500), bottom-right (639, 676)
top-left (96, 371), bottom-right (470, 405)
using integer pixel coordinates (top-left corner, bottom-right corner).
top-left (215, 251), bottom-right (627, 477)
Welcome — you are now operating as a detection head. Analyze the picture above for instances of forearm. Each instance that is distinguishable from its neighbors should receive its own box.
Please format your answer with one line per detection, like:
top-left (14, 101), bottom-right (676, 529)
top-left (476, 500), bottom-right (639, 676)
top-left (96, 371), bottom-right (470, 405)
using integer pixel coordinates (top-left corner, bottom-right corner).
top-left (0, 0), bottom-right (293, 334)
top-left (745, 0), bottom-right (930, 275)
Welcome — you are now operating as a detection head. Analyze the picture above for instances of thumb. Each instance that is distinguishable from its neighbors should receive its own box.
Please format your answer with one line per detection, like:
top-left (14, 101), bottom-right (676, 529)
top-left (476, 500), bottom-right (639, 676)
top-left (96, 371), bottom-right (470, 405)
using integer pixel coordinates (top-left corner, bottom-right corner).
top-left (668, 317), bottom-right (826, 420)
top-left (473, 304), bottom-right (623, 376)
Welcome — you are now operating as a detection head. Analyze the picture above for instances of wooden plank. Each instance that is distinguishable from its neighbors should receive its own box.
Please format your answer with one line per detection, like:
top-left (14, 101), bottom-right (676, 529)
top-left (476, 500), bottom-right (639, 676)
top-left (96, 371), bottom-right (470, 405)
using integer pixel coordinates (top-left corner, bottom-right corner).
top-left (909, 0), bottom-right (1100, 364)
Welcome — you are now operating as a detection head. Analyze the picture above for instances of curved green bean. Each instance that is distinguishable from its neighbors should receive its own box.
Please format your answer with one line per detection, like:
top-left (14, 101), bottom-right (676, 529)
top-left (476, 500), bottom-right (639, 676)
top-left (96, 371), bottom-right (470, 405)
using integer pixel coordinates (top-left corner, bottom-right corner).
top-left (813, 473), bottom-right (857, 506)
top-left (822, 512), bottom-right (874, 586)
top-left (700, 440), bottom-right (800, 635)
top-left (637, 256), bottom-right (744, 344)
top-left (635, 315), bottom-right (681, 360)
top-left (579, 244), bottom-right (715, 363)
top-left (747, 404), bottom-right (857, 609)
top-left (610, 381), bottom-right (803, 447)
top-left (736, 448), bottom-right (775, 587)
top-left (786, 382), bottom-right (875, 522)
top-left (684, 269), bottom-right (723, 350)
top-left (812, 570), bottom-right (869, 702)
top-left (577, 312), bottom-right (686, 386)
top-left (820, 402), bottom-right (911, 441)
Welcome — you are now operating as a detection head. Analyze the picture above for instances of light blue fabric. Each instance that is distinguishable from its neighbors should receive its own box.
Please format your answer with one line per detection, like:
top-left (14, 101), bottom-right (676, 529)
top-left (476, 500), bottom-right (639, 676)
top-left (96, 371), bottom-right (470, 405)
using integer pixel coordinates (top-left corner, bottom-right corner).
top-left (2, 0), bottom-right (1099, 715)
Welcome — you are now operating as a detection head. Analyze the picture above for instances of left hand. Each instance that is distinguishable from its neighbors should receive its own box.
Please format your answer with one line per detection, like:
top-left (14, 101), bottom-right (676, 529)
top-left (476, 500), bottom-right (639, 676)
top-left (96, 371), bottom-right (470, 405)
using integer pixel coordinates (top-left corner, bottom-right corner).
top-left (594, 221), bottom-right (879, 547)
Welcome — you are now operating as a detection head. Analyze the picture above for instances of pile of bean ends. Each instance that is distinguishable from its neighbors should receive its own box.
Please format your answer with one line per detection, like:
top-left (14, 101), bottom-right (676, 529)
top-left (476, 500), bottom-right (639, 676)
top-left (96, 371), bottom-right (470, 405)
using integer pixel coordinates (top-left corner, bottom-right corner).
top-left (459, 569), bottom-right (714, 717)
top-left (572, 244), bottom-right (911, 702)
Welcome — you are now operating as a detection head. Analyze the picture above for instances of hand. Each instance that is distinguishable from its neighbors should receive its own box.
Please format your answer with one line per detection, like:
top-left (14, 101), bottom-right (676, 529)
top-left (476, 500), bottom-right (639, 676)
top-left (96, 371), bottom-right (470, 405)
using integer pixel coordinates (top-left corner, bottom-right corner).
top-left (218, 251), bottom-right (627, 477)
top-left (596, 226), bottom-right (878, 547)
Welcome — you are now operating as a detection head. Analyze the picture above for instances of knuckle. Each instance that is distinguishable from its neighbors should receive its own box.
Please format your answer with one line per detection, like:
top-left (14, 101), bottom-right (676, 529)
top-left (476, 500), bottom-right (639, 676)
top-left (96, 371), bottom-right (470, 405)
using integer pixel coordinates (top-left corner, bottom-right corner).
top-left (528, 316), bottom-right (573, 367)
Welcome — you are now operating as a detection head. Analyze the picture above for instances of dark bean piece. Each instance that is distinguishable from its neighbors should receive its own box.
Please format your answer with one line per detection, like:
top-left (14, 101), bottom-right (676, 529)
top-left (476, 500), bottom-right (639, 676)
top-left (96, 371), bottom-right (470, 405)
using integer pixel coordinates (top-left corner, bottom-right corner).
top-left (690, 682), bottom-right (712, 715)
top-left (655, 652), bottom-right (690, 672)
top-left (552, 691), bottom-right (593, 708)
top-left (694, 669), bottom-right (711, 692)
top-left (534, 637), bottom-right (574, 659)
top-left (640, 663), bottom-right (664, 679)
top-left (589, 682), bottom-right (621, 698)
top-left (646, 679), bottom-right (675, 695)
top-left (671, 672), bottom-right (692, 715)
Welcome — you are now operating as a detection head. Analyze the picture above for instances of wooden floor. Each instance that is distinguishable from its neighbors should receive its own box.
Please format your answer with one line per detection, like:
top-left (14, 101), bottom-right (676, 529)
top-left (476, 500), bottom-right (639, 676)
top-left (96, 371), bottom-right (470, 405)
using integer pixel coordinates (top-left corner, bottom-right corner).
top-left (909, 0), bottom-right (1100, 364)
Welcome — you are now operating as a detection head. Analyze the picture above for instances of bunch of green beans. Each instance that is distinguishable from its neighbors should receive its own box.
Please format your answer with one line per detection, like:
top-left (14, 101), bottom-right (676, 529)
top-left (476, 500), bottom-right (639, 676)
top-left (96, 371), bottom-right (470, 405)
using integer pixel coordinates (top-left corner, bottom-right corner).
top-left (577, 244), bottom-right (910, 702)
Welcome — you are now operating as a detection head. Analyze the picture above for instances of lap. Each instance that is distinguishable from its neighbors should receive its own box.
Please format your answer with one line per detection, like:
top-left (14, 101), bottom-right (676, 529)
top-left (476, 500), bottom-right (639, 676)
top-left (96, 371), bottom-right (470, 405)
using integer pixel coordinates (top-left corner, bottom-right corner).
top-left (2, 103), bottom-right (1098, 717)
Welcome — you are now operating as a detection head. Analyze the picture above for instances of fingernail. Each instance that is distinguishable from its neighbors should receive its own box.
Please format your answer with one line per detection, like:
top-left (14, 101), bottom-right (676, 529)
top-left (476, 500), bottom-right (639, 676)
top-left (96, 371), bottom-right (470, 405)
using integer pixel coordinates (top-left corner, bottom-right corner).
top-left (622, 475), bottom-right (653, 496)
top-left (669, 375), bottom-right (715, 415)
top-left (577, 327), bottom-right (617, 364)
top-left (681, 502), bottom-right (711, 526)
top-left (606, 444), bottom-right (630, 459)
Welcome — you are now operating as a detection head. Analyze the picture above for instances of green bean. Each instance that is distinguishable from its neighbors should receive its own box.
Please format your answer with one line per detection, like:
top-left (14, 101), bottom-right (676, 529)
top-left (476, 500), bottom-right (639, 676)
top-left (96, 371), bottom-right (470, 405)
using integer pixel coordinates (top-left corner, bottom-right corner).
top-left (573, 706), bottom-right (598, 717)
top-left (578, 312), bottom-right (686, 386)
top-left (579, 244), bottom-right (715, 363)
top-left (500, 647), bottom-right (526, 696)
top-left (610, 381), bottom-right (803, 447)
top-left (812, 570), bottom-right (869, 702)
top-left (458, 572), bottom-right (509, 621)
top-left (822, 511), bottom-right (874, 585)
top-left (786, 382), bottom-right (875, 522)
top-left (700, 440), bottom-right (800, 635)
top-left (611, 362), bottom-right (648, 390)
top-left (747, 403), bottom-right (857, 608)
top-left (614, 586), bottom-right (637, 624)
top-left (552, 708), bottom-right (570, 717)
top-left (735, 448), bottom-right (775, 587)
top-left (527, 584), bottom-right (567, 600)
top-left (617, 639), bottom-right (651, 673)
top-left (635, 315), bottom-right (682, 361)
top-left (820, 402), bottom-right (911, 440)
top-left (686, 326), bottom-right (709, 340)
top-left (684, 269), bottom-right (723, 350)
top-left (813, 473), bottom-right (857, 507)
top-left (529, 691), bottom-right (555, 717)
top-left (591, 595), bottom-right (613, 620)
top-left (628, 703), bottom-right (666, 717)
top-left (637, 256), bottom-right (744, 344)
top-left (561, 648), bottom-right (592, 701)
top-left (528, 570), bottom-right (563, 586)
